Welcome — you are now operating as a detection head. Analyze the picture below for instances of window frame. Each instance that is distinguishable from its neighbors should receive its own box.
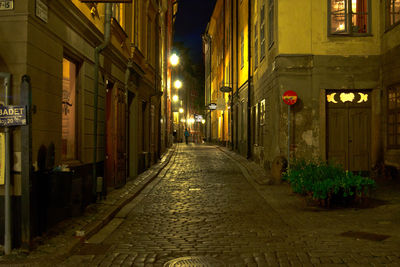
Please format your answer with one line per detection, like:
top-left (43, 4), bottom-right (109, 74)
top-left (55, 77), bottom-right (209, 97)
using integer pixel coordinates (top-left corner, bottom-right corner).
top-left (387, 85), bottom-right (400, 149)
top-left (61, 56), bottom-right (80, 162)
top-left (386, 0), bottom-right (400, 30)
top-left (268, 0), bottom-right (274, 49)
top-left (254, 22), bottom-right (258, 70)
top-left (328, 0), bottom-right (372, 36)
top-left (260, 2), bottom-right (266, 60)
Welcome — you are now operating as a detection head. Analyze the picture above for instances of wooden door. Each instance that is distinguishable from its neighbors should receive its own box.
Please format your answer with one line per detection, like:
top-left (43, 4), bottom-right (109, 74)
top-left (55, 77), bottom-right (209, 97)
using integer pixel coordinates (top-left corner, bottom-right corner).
top-left (105, 84), bottom-right (126, 188)
top-left (327, 108), bottom-right (348, 169)
top-left (349, 108), bottom-right (371, 171)
top-left (326, 90), bottom-right (371, 172)
top-left (115, 87), bottom-right (127, 188)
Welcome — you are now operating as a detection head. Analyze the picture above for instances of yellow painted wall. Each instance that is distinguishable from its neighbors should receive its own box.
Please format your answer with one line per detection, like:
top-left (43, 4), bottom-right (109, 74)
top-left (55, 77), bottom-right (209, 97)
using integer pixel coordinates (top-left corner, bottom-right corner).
top-left (278, 0), bottom-right (381, 56)
top-left (278, 1), bottom-right (312, 54)
top-left (238, 0), bottom-right (249, 88)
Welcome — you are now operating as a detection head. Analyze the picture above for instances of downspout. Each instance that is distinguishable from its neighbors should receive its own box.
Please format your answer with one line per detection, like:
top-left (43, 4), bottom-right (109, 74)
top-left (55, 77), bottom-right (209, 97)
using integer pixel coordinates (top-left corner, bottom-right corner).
top-left (93, 3), bottom-right (112, 199)
top-left (235, 0), bottom-right (239, 150)
top-left (230, 0), bottom-right (234, 150)
top-left (247, 0), bottom-right (252, 159)
top-left (125, 61), bottom-right (132, 183)
top-left (209, 35), bottom-right (212, 142)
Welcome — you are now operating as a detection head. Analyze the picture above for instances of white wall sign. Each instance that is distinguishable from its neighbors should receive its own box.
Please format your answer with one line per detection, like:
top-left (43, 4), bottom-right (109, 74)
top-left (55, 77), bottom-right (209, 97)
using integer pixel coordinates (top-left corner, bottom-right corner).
top-left (36, 0), bottom-right (48, 23)
top-left (0, 0), bottom-right (13, 11)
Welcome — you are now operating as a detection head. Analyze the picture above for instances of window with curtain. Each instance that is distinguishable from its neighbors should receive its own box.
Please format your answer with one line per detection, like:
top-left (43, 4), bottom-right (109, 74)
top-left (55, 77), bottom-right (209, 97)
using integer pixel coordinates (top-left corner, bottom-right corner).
top-left (329, 0), bottom-right (370, 35)
top-left (387, 0), bottom-right (400, 28)
top-left (388, 85), bottom-right (400, 148)
top-left (260, 2), bottom-right (266, 59)
top-left (62, 58), bottom-right (77, 161)
top-left (268, 0), bottom-right (274, 48)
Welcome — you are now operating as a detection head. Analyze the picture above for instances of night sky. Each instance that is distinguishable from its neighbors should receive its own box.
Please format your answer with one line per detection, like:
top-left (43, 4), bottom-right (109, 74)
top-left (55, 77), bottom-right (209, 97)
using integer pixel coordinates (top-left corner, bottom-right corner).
top-left (173, 0), bottom-right (217, 65)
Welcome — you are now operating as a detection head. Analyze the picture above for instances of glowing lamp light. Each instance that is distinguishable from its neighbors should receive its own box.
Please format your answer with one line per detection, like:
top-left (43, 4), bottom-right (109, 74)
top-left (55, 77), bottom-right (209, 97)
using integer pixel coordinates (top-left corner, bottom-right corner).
top-left (189, 118), bottom-right (195, 124)
top-left (180, 119), bottom-right (186, 123)
top-left (179, 108), bottom-right (184, 113)
top-left (170, 53), bottom-right (179, 66)
top-left (201, 119), bottom-right (206, 124)
top-left (174, 80), bottom-right (182, 89)
top-left (172, 95), bottom-right (179, 102)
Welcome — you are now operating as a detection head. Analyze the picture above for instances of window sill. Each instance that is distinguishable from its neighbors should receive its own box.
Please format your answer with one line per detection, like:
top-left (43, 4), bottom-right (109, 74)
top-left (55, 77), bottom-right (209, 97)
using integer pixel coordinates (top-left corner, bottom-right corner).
top-left (328, 33), bottom-right (373, 37)
top-left (385, 22), bottom-right (400, 33)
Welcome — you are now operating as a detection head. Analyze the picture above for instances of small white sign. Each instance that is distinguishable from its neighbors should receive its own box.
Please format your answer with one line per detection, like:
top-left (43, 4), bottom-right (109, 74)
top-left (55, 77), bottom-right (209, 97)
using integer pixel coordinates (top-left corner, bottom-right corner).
top-left (36, 0), bottom-right (48, 23)
top-left (0, 0), bottom-right (13, 10)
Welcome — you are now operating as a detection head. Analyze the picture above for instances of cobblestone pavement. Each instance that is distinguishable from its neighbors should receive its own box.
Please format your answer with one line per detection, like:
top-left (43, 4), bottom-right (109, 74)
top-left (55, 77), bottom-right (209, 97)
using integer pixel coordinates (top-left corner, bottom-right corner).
top-left (57, 144), bottom-right (400, 266)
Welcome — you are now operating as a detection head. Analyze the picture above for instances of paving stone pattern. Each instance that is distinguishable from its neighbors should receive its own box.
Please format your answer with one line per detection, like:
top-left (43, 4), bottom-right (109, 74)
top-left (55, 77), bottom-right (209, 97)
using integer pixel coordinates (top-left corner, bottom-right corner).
top-left (59, 144), bottom-right (400, 266)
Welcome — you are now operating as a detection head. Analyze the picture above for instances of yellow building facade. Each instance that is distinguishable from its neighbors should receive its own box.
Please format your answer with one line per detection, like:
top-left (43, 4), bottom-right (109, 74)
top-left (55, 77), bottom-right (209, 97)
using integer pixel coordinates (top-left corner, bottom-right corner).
top-left (0, 0), bottom-right (175, 247)
top-left (205, 0), bottom-right (400, 175)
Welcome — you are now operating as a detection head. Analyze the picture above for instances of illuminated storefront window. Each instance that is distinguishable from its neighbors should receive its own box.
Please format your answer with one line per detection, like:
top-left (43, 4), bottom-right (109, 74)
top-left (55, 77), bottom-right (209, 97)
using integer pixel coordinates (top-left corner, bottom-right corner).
top-left (62, 58), bottom-right (77, 161)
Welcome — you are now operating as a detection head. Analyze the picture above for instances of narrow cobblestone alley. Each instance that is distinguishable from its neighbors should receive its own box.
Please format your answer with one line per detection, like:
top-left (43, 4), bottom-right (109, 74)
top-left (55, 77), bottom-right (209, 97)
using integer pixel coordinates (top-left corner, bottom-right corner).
top-left (59, 144), bottom-right (400, 266)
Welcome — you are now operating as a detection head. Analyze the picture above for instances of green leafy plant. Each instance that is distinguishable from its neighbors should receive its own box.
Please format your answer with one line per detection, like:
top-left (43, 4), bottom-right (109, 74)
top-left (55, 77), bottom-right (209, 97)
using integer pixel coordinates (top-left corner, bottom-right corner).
top-left (282, 159), bottom-right (376, 207)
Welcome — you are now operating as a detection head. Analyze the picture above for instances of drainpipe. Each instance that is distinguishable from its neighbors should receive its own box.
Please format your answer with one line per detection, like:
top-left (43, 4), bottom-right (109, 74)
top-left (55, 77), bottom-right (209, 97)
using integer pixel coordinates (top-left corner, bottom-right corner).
top-left (93, 3), bottom-right (112, 199)
top-left (209, 34), bottom-right (212, 142)
top-left (235, 0), bottom-right (239, 150)
top-left (247, 0), bottom-right (252, 159)
top-left (230, 0), bottom-right (234, 150)
top-left (124, 61), bottom-right (132, 183)
top-left (1, 72), bottom-right (11, 254)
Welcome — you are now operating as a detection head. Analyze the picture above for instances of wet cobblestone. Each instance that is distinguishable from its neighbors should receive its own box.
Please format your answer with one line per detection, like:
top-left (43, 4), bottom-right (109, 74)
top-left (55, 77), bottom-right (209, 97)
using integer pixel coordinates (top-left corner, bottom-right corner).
top-left (60, 144), bottom-right (400, 266)
top-left (2, 144), bottom-right (400, 266)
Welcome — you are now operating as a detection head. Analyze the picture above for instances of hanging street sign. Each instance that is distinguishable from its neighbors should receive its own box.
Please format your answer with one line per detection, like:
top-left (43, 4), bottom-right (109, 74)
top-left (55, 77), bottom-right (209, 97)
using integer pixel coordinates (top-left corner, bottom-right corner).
top-left (0, 0), bottom-right (13, 10)
top-left (220, 86), bottom-right (233, 93)
top-left (208, 103), bottom-right (217, 110)
top-left (80, 0), bottom-right (132, 2)
top-left (282, 90), bottom-right (298, 105)
top-left (0, 105), bottom-right (27, 127)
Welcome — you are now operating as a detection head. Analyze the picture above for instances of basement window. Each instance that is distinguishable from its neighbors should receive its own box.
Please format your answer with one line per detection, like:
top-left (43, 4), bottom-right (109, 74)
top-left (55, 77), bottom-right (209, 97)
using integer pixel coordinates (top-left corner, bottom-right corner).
top-left (329, 0), bottom-right (371, 35)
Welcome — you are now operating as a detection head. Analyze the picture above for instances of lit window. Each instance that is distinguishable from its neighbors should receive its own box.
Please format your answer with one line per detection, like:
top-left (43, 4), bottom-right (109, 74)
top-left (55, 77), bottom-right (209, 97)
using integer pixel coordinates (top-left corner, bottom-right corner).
top-left (62, 58), bottom-right (77, 160)
top-left (268, 0), bottom-right (274, 48)
top-left (254, 23), bottom-right (258, 69)
top-left (387, 0), bottom-right (400, 28)
top-left (388, 85), bottom-right (400, 148)
top-left (329, 0), bottom-right (370, 35)
top-left (260, 3), bottom-right (266, 58)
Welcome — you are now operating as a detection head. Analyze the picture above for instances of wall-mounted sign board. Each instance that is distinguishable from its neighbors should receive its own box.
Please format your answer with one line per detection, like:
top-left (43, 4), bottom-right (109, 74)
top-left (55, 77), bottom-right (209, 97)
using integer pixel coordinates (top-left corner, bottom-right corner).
top-left (0, 0), bottom-right (13, 10)
top-left (0, 105), bottom-right (27, 127)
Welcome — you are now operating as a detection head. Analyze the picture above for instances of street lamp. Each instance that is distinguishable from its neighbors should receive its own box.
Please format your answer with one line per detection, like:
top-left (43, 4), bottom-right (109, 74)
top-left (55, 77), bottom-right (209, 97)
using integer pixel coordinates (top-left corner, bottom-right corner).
top-left (172, 95), bottom-right (179, 102)
top-left (170, 53), bottom-right (179, 66)
top-left (179, 108), bottom-right (184, 113)
top-left (174, 79), bottom-right (182, 89)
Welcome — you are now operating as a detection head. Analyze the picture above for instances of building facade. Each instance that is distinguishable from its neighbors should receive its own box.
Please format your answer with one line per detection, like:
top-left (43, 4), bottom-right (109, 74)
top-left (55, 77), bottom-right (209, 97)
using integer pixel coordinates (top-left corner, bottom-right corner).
top-left (204, 0), bottom-right (400, 175)
top-left (0, 0), bottom-right (175, 248)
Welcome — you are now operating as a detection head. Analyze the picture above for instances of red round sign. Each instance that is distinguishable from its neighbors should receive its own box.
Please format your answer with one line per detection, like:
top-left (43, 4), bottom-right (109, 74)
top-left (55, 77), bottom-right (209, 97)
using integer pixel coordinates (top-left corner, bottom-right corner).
top-left (282, 90), bottom-right (298, 105)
